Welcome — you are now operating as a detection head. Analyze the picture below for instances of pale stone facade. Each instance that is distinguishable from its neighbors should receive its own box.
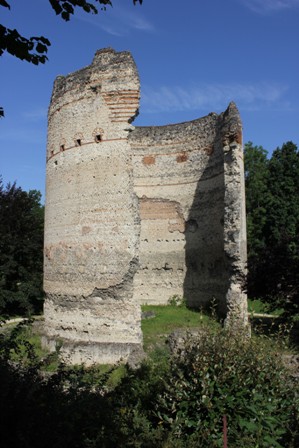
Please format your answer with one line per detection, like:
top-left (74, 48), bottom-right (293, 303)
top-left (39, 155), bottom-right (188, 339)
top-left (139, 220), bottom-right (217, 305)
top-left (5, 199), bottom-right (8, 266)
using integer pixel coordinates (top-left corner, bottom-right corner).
top-left (43, 48), bottom-right (248, 365)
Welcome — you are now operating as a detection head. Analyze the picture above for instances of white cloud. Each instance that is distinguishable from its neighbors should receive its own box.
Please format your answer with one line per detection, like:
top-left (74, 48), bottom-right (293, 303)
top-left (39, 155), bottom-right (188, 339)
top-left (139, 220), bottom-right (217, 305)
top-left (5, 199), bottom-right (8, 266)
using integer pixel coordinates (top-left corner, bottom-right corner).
top-left (22, 108), bottom-right (47, 121)
top-left (240, 0), bottom-right (299, 13)
top-left (140, 82), bottom-right (290, 113)
top-left (75, 2), bottom-right (154, 36)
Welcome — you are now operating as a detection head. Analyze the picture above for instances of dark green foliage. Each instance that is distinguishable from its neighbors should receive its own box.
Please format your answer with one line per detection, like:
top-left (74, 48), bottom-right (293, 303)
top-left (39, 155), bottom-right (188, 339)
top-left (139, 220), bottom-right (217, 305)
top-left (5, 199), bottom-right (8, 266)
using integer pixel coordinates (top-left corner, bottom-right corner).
top-left (0, 321), bottom-right (114, 448)
top-left (154, 328), bottom-right (298, 447)
top-left (244, 142), bottom-right (269, 262)
top-left (0, 321), bottom-right (298, 448)
top-left (245, 141), bottom-right (299, 318)
top-left (0, 178), bottom-right (44, 316)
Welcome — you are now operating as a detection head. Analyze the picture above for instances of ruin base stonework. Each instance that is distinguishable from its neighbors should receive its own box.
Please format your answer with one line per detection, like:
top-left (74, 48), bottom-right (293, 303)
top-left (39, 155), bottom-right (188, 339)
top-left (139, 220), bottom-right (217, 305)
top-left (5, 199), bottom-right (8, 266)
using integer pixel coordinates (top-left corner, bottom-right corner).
top-left (43, 48), bottom-right (248, 365)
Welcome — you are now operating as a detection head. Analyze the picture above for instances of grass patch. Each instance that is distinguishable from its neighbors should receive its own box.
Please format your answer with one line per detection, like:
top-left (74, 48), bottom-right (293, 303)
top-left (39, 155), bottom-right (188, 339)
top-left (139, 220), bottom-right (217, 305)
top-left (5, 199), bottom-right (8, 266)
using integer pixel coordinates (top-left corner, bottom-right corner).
top-left (141, 304), bottom-right (219, 352)
top-left (248, 298), bottom-right (284, 316)
top-left (3, 303), bottom-right (293, 375)
top-left (3, 321), bottom-right (60, 372)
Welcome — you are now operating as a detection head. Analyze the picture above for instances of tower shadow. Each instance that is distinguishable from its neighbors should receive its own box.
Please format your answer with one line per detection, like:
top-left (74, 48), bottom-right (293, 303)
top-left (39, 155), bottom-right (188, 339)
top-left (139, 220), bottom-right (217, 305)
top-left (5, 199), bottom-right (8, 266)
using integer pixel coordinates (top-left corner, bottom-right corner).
top-left (183, 137), bottom-right (229, 318)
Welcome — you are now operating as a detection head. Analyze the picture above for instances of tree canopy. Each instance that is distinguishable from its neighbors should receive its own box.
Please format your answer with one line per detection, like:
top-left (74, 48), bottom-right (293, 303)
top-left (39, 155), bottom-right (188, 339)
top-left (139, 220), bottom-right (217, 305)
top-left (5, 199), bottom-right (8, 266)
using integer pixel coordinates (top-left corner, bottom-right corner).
top-left (0, 178), bottom-right (44, 316)
top-left (245, 141), bottom-right (299, 318)
top-left (0, 0), bottom-right (143, 117)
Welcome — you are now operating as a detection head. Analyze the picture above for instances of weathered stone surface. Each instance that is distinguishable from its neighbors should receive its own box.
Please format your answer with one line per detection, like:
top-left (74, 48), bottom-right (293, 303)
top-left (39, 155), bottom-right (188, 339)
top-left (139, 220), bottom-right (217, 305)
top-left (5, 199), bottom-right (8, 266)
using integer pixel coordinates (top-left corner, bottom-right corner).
top-left (130, 116), bottom-right (226, 309)
top-left (43, 49), bottom-right (142, 365)
top-left (43, 48), bottom-right (248, 365)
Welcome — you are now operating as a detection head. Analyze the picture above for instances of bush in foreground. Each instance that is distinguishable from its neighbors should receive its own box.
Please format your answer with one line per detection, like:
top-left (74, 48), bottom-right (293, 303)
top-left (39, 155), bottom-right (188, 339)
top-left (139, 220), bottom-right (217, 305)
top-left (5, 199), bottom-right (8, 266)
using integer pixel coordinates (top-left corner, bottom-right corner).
top-left (0, 321), bottom-right (298, 447)
top-left (151, 328), bottom-right (298, 447)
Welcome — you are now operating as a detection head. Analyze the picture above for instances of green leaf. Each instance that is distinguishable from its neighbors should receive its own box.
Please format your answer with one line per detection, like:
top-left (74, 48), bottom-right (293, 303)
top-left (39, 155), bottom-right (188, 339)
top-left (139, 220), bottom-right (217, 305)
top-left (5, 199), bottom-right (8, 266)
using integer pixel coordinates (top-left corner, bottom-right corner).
top-left (0, 0), bottom-right (10, 9)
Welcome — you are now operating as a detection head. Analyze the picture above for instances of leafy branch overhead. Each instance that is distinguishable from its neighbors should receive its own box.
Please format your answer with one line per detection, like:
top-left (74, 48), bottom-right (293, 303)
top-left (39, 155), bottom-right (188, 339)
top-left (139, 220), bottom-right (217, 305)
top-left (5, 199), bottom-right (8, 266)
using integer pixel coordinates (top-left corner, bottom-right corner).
top-left (0, 25), bottom-right (50, 65)
top-left (0, 0), bottom-right (142, 116)
top-left (0, 0), bottom-right (142, 64)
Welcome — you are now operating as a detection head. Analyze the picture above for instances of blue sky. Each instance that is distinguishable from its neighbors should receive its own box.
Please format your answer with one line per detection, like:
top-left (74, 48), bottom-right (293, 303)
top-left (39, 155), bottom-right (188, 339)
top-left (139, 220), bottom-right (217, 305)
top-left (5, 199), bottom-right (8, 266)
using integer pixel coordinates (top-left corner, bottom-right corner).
top-left (1, 0), bottom-right (299, 199)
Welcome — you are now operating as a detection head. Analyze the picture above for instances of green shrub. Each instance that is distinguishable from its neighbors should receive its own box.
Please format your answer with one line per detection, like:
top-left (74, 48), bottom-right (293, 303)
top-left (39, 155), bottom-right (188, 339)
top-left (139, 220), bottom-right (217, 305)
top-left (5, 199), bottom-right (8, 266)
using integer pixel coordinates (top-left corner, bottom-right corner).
top-left (0, 320), bottom-right (298, 447)
top-left (153, 327), bottom-right (299, 447)
top-left (167, 295), bottom-right (186, 307)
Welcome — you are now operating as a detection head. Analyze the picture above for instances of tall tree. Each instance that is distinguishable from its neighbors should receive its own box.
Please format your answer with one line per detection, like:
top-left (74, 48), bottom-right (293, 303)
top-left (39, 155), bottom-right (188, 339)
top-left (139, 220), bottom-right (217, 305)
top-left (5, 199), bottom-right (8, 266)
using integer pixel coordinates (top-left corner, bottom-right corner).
top-left (245, 141), bottom-right (299, 317)
top-left (0, 178), bottom-right (44, 316)
top-left (262, 142), bottom-right (299, 315)
top-left (244, 142), bottom-right (269, 262)
top-left (266, 142), bottom-right (299, 245)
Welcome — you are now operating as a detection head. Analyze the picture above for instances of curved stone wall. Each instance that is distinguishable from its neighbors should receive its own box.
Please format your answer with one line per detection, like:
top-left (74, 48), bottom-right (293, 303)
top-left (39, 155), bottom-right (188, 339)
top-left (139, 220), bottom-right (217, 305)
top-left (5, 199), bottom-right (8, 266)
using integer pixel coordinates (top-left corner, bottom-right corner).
top-left (130, 115), bottom-right (227, 308)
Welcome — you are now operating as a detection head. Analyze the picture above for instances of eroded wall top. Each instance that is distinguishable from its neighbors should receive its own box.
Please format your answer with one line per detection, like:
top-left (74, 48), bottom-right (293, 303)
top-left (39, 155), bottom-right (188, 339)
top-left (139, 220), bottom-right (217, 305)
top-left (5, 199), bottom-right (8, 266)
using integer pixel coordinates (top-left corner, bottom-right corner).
top-left (47, 48), bottom-right (140, 160)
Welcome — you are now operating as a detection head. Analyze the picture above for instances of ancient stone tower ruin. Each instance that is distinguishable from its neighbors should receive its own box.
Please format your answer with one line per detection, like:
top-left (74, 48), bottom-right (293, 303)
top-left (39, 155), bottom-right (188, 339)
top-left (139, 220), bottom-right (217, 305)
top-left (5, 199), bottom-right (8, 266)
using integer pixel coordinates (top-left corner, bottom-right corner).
top-left (43, 48), bottom-right (248, 365)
